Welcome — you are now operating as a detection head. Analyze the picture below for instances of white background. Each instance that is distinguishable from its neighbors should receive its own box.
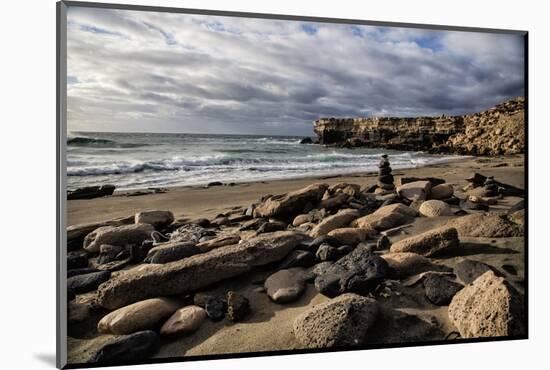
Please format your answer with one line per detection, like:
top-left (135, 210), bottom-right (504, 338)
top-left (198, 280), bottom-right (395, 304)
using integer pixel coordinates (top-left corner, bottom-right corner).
top-left (0, 0), bottom-right (547, 368)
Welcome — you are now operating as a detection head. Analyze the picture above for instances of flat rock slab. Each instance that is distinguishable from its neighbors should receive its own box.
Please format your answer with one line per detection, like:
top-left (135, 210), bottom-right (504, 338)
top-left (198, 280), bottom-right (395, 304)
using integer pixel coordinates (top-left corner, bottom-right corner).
top-left (98, 298), bottom-right (180, 335)
top-left (265, 268), bottom-right (310, 303)
top-left (160, 305), bottom-right (206, 336)
top-left (446, 213), bottom-right (524, 238)
top-left (389, 226), bottom-right (459, 257)
top-left (96, 231), bottom-right (306, 309)
top-left (449, 271), bottom-right (525, 338)
top-left (293, 293), bottom-right (379, 348)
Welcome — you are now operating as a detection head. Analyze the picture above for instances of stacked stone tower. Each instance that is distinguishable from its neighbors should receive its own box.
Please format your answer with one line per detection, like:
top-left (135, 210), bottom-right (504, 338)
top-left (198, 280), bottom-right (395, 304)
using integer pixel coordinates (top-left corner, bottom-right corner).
top-left (377, 154), bottom-right (395, 192)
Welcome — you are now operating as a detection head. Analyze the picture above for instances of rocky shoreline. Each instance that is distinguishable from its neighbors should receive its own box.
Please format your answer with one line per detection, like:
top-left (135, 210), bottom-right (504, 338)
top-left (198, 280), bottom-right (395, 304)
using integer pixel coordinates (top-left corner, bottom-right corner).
top-left (66, 154), bottom-right (525, 365)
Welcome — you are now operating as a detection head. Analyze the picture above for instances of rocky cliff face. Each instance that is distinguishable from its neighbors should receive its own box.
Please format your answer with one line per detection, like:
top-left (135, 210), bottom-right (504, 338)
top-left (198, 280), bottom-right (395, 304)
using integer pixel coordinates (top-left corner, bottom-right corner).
top-left (313, 97), bottom-right (525, 155)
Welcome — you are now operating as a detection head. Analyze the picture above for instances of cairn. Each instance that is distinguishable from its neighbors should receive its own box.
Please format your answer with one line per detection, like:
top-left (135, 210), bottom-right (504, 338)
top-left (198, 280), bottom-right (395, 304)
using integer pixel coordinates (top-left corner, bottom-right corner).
top-left (377, 154), bottom-right (395, 192)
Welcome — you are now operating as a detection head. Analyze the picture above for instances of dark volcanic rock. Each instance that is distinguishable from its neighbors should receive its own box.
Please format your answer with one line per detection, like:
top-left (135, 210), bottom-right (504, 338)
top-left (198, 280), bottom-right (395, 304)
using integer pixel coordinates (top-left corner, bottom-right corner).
top-left (454, 259), bottom-right (494, 285)
top-left (308, 235), bottom-right (343, 250)
top-left (423, 274), bottom-right (463, 306)
top-left (376, 235), bottom-right (390, 250)
top-left (300, 137), bottom-right (313, 144)
top-left (257, 221), bottom-right (288, 233)
top-left (67, 267), bottom-right (98, 278)
top-left (67, 251), bottom-right (88, 270)
top-left (67, 271), bottom-right (111, 294)
top-left (279, 250), bottom-right (316, 269)
top-left (204, 296), bottom-right (226, 321)
top-left (314, 245), bottom-right (388, 297)
top-left (88, 330), bottom-right (158, 364)
top-left (315, 244), bottom-right (340, 262)
top-left (68, 185), bottom-right (116, 200)
top-left (207, 181), bottom-right (223, 187)
top-left (226, 291), bottom-right (250, 322)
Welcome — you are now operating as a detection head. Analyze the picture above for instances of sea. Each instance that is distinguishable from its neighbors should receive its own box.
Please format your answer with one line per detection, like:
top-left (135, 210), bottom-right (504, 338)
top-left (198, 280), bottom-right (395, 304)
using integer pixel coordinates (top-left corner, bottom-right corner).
top-left (67, 132), bottom-right (464, 191)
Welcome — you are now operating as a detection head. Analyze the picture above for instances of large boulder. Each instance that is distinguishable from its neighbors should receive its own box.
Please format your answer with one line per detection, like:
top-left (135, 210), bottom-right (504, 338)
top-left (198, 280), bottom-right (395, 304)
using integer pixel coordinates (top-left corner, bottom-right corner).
top-left (447, 213), bottom-right (524, 237)
top-left (353, 203), bottom-right (416, 231)
top-left (293, 293), bottom-right (379, 348)
top-left (327, 228), bottom-right (371, 246)
top-left (429, 183), bottom-right (454, 200)
top-left (84, 224), bottom-right (155, 253)
top-left (96, 231), bottom-right (306, 309)
top-left (419, 200), bottom-right (453, 217)
top-left (381, 252), bottom-right (451, 279)
top-left (134, 210), bottom-right (174, 229)
top-left (309, 209), bottom-right (359, 238)
top-left (448, 271), bottom-right (525, 338)
top-left (397, 180), bottom-right (432, 201)
top-left (314, 245), bottom-right (388, 297)
top-left (264, 268), bottom-right (310, 303)
top-left (160, 305), bottom-right (206, 336)
top-left (98, 298), bottom-right (180, 335)
top-left (87, 330), bottom-right (158, 364)
top-left (390, 226), bottom-right (459, 257)
top-left (67, 215), bottom-right (134, 250)
top-left (253, 183), bottom-right (328, 219)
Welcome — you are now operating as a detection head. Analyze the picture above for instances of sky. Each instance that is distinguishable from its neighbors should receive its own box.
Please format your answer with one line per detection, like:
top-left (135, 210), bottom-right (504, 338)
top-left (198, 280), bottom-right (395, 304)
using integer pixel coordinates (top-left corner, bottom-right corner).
top-left (66, 6), bottom-right (525, 136)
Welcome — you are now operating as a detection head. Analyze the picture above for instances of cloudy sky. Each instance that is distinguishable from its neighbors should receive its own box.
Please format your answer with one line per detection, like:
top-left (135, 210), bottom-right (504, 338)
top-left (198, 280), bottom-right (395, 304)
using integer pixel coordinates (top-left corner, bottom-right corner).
top-left (66, 6), bottom-right (525, 136)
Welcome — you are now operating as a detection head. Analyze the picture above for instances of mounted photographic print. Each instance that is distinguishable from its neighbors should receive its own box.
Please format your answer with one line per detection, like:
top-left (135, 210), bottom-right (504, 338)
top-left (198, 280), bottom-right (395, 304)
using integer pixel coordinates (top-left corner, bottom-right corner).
top-left (56, 1), bottom-right (528, 368)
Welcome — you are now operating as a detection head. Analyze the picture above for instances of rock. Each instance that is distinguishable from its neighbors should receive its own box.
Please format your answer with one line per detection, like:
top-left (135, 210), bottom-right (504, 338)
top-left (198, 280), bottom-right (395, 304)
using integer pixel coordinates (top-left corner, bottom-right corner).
top-left (293, 293), bottom-right (378, 348)
top-left (253, 183), bottom-right (328, 219)
top-left (466, 172), bottom-right (487, 187)
top-left (430, 183), bottom-right (454, 199)
top-left (390, 226), bottom-right (459, 257)
top-left (160, 305), bottom-right (206, 336)
top-left (423, 274), bottom-right (463, 305)
top-left (196, 235), bottom-right (240, 252)
top-left (453, 259), bottom-right (494, 284)
top-left (97, 231), bottom-right (307, 309)
top-left (147, 242), bottom-right (202, 264)
top-left (207, 181), bottom-right (223, 187)
top-left (67, 184), bottom-right (115, 200)
top-left (308, 235), bottom-right (342, 250)
top-left (508, 199), bottom-right (525, 214)
top-left (134, 210), bottom-right (174, 229)
top-left (190, 218), bottom-right (210, 227)
top-left (309, 209), bottom-right (359, 238)
top-left (448, 271), bottom-right (525, 338)
top-left (311, 261), bottom-right (333, 277)
top-left (265, 268), bottom-right (310, 303)
top-left (300, 137), bottom-right (313, 144)
top-left (353, 203), bottom-right (416, 231)
top-left (448, 213), bottom-right (524, 237)
top-left (204, 296), bottom-right (226, 321)
top-left (84, 224), bottom-right (155, 253)
top-left (67, 271), bottom-right (111, 294)
top-left (97, 244), bottom-right (126, 265)
top-left (399, 177), bottom-right (446, 186)
top-left (327, 228), bottom-right (371, 246)
top-left (318, 193), bottom-right (349, 211)
top-left (292, 214), bottom-right (311, 227)
top-left (382, 252), bottom-right (451, 279)
top-left (337, 245), bottom-right (353, 256)
top-left (239, 218), bottom-right (267, 231)
top-left (257, 221), bottom-right (288, 233)
top-left (211, 216), bottom-right (230, 226)
top-left (508, 209), bottom-right (524, 226)
top-left (67, 251), bottom-right (88, 270)
top-left (279, 250), bottom-right (316, 269)
top-left (67, 215), bottom-right (134, 250)
top-left (314, 245), bottom-right (388, 297)
top-left (376, 235), bottom-right (390, 250)
top-left (397, 180), bottom-right (432, 201)
top-left (419, 200), bottom-right (453, 217)
top-left (226, 291), bottom-right (250, 322)
top-left (98, 298), bottom-right (180, 335)
top-left (315, 244), bottom-right (340, 262)
top-left (88, 330), bottom-right (159, 364)
top-left (67, 267), bottom-right (98, 278)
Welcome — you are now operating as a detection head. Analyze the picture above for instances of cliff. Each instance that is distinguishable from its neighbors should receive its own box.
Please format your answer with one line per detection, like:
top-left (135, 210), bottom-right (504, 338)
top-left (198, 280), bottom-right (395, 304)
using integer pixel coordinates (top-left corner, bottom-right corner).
top-left (313, 97), bottom-right (525, 155)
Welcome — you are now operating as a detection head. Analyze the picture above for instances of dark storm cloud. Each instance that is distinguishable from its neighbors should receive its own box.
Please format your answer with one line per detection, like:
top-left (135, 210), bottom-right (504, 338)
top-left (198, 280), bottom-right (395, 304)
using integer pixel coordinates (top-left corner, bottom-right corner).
top-left (66, 7), bottom-right (525, 135)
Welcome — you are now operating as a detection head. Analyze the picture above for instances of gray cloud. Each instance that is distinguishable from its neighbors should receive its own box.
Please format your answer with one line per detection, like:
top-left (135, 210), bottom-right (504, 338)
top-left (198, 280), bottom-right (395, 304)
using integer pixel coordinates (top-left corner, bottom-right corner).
top-left (66, 6), bottom-right (524, 136)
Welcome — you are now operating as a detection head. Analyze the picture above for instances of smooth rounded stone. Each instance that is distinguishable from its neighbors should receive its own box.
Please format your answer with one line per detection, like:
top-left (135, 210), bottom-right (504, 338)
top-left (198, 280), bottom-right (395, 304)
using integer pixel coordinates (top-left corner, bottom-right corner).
top-left (309, 209), bottom-right (359, 238)
top-left (292, 214), bottom-right (311, 227)
top-left (257, 221), bottom-right (288, 234)
top-left (429, 183), bottom-right (454, 200)
top-left (98, 298), bottom-right (180, 335)
top-left (160, 305), bottom-right (206, 336)
top-left (453, 259), bottom-right (494, 284)
top-left (379, 166), bottom-right (392, 175)
top-left (377, 182), bottom-right (396, 191)
top-left (68, 251), bottom-right (89, 270)
top-left (377, 235), bottom-right (390, 250)
top-left (419, 200), bottom-right (453, 217)
top-left (135, 210), bottom-right (174, 229)
top-left (67, 267), bottom-right (98, 278)
top-left (378, 174), bottom-right (394, 184)
top-left (226, 291), bottom-right (250, 322)
top-left (293, 293), bottom-right (379, 348)
top-left (279, 250), bottom-right (316, 269)
top-left (84, 223), bottom-right (155, 253)
top-left (353, 203), bottom-right (417, 231)
top-left (327, 228), bottom-right (371, 246)
top-left (264, 268), bottom-right (309, 303)
top-left (448, 271), bottom-right (525, 338)
top-left (67, 271), bottom-right (111, 294)
top-left (382, 252), bottom-right (451, 279)
top-left (205, 296), bottom-right (226, 321)
top-left (147, 243), bottom-right (202, 264)
top-left (389, 226), bottom-right (459, 257)
top-left (397, 180), bottom-right (432, 201)
top-left (315, 244), bottom-right (340, 262)
top-left (446, 213), bottom-right (523, 237)
top-left (253, 183), bottom-right (329, 219)
top-left (328, 182), bottom-right (360, 195)
top-left (88, 330), bottom-right (159, 365)
top-left (423, 274), bottom-right (463, 306)
top-left (314, 245), bottom-right (389, 297)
